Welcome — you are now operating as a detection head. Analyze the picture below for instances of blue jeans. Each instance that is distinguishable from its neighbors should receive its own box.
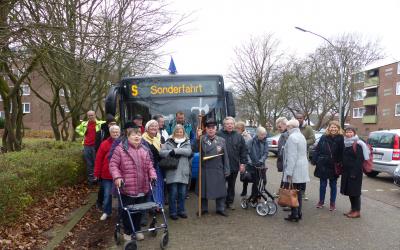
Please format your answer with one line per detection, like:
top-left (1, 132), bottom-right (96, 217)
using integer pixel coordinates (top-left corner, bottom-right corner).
top-left (168, 183), bottom-right (187, 216)
top-left (319, 178), bottom-right (337, 204)
top-left (83, 146), bottom-right (96, 182)
top-left (101, 179), bottom-right (113, 215)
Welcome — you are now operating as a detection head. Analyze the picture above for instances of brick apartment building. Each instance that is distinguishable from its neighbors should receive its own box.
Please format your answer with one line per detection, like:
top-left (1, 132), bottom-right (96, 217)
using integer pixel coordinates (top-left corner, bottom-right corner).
top-left (348, 61), bottom-right (400, 138)
top-left (0, 71), bottom-right (69, 131)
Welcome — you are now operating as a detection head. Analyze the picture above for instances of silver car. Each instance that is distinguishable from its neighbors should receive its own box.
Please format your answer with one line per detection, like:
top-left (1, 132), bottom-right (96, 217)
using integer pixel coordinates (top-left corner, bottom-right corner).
top-left (367, 129), bottom-right (400, 178)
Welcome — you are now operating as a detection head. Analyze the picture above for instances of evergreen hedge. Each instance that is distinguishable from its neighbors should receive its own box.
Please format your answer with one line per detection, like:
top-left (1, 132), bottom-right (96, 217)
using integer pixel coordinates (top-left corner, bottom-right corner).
top-left (0, 139), bottom-right (85, 226)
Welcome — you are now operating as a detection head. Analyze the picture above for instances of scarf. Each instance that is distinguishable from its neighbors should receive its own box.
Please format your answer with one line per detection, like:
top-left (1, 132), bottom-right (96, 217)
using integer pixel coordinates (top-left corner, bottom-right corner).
top-left (344, 135), bottom-right (370, 160)
top-left (174, 137), bottom-right (186, 148)
top-left (142, 132), bottom-right (161, 152)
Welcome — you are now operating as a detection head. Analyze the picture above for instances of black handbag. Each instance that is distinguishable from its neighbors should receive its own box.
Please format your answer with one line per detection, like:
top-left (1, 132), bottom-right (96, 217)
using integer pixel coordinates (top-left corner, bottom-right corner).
top-left (240, 171), bottom-right (253, 183)
top-left (159, 156), bottom-right (179, 170)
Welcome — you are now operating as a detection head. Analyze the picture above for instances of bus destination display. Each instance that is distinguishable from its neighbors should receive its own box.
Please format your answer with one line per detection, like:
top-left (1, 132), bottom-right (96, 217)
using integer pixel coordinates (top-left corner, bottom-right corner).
top-left (130, 80), bottom-right (219, 98)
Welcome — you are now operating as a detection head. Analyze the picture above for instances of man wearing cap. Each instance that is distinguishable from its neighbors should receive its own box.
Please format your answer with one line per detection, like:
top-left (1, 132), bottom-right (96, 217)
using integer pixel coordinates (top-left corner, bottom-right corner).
top-left (217, 116), bottom-right (247, 210)
top-left (133, 114), bottom-right (145, 134)
top-left (194, 118), bottom-right (230, 216)
top-left (75, 110), bottom-right (105, 185)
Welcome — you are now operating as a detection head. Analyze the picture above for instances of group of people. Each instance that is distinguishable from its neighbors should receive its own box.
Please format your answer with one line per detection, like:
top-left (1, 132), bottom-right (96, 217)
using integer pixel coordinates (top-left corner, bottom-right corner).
top-left (77, 110), bottom-right (199, 240)
top-left (76, 110), bottom-right (368, 241)
top-left (275, 114), bottom-right (369, 222)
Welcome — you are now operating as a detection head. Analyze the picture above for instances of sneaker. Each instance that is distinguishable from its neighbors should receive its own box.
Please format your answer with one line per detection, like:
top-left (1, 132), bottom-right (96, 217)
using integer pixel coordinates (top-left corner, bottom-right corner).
top-left (123, 234), bottom-right (131, 241)
top-left (303, 193), bottom-right (309, 200)
top-left (329, 203), bottom-right (336, 211)
top-left (136, 232), bottom-right (145, 241)
top-left (316, 202), bottom-right (324, 209)
top-left (100, 213), bottom-right (108, 221)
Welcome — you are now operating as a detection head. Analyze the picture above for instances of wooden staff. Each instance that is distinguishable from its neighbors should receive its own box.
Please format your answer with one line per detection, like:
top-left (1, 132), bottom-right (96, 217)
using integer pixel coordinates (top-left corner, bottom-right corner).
top-left (197, 115), bottom-right (205, 217)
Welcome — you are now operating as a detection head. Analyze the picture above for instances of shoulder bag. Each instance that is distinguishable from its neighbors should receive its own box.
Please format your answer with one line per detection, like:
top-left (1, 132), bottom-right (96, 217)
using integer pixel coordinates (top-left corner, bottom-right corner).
top-left (327, 142), bottom-right (342, 176)
top-left (277, 182), bottom-right (299, 208)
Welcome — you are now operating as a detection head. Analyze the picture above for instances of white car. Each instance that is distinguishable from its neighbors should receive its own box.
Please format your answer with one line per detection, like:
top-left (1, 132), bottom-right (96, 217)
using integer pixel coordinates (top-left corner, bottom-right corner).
top-left (367, 129), bottom-right (400, 177)
top-left (267, 134), bottom-right (280, 155)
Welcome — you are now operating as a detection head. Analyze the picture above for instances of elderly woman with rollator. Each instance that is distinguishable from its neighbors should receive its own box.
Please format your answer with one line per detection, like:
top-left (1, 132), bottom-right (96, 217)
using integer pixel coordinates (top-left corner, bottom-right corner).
top-left (246, 126), bottom-right (269, 200)
top-left (282, 119), bottom-right (310, 222)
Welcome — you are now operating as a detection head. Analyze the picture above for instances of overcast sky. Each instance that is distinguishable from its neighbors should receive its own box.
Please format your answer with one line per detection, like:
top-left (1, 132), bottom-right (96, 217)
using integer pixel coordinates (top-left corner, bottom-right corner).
top-left (161, 0), bottom-right (400, 82)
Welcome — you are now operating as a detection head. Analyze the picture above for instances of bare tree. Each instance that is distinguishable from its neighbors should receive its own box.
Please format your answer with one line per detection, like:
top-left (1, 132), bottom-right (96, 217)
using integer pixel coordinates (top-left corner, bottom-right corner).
top-left (229, 34), bottom-right (283, 126)
top-left (16, 0), bottom-right (187, 141)
top-left (314, 34), bottom-right (384, 127)
top-left (0, 0), bottom-right (47, 151)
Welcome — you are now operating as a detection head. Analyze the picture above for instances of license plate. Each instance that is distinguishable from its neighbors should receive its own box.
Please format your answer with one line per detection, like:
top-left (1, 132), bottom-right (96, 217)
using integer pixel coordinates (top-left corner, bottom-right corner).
top-left (373, 154), bottom-right (382, 160)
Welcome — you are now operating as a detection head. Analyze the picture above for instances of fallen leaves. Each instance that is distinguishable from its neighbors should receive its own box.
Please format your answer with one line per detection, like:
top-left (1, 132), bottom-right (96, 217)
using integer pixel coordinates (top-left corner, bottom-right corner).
top-left (0, 183), bottom-right (91, 250)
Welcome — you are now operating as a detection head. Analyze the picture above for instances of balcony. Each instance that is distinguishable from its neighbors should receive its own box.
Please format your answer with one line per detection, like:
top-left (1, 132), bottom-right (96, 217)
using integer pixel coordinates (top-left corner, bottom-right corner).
top-left (363, 96), bottom-right (378, 106)
top-left (362, 115), bottom-right (377, 124)
top-left (364, 76), bottom-right (379, 88)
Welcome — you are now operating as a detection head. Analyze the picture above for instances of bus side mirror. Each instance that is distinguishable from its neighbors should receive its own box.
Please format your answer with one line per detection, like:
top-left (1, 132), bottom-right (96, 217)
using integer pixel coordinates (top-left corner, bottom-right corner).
top-left (225, 91), bottom-right (236, 117)
top-left (105, 86), bottom-right (119, 116)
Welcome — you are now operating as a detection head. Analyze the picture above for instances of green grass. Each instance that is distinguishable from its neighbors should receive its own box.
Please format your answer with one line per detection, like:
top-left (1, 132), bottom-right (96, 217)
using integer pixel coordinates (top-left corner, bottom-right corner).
top-left (0, 139), bottom-right (85, 226)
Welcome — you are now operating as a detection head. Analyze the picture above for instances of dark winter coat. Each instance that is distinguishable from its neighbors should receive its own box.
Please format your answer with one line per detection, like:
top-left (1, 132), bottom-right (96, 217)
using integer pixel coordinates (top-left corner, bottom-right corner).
top-left (313, 134), bottom-right (344, 179)
top-left (340, 144), bottom-right (364, 196)
top-left (193, 135), bottom-right (230, 199)
top-left (217, 130), bottom-right (247, 173)
top-left (246, 136), bottom-right (268, 174)
top-left (277, 131), bottom-right (289, 172)
top-left (95, 123), bottom-right (110, 151)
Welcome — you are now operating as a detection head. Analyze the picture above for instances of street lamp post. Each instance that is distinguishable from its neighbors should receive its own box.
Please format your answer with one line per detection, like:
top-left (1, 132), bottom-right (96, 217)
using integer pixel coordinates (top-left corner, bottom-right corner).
top-left (295, 26), bottom-right (344, 127)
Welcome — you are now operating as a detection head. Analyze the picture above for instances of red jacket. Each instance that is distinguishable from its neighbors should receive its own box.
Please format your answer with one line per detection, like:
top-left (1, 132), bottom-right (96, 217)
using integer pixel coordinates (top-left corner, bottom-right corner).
top-left (109, 142), bottom-right (156, 196)
top-left (94, 137), bottom-right (114, 179)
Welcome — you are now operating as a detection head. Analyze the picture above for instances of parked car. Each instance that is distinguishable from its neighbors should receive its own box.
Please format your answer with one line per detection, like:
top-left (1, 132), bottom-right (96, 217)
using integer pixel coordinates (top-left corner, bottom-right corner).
top-left (267, 134), bottom-right (280, 155)
top-left (366, 129), bottom-right (400, 178)
top-left (394, 166), bottom-right (400, 186)
top-left (308, 131), bottom-right (324, 159)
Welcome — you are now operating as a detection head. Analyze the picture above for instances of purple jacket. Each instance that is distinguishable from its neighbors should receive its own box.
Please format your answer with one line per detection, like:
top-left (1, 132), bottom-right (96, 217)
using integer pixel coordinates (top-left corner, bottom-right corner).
top-left (109, 142), bottom-right (156, 196)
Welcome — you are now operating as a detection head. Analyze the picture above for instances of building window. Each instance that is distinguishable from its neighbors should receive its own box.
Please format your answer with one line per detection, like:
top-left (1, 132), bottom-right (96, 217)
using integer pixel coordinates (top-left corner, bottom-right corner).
top-left (0, 111), bottom-right (4, 118)
top-left (22, 103), bottom-right (30, 114)
top-left (396, 82), bottom-right (400, 95)
top-left (398, 62), bottom-right (400, 75)
top-left (0, 95), bottom-right (2, 101)
top-left (61, 105), bottom-right (70, 113)
top-left (395, 104), bottom-right (400, 116)
top-left (353, 107), bottom-right (365, 118)
top-left (354, 90), bottom-right (366, 101)
top-left (21, 84), bottom-right (30, 96)
top-left (353, 72), bottom-right (365, 83)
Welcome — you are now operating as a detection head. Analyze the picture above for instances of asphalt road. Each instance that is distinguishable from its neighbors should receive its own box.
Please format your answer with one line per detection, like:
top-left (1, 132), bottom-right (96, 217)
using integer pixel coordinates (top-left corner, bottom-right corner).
top-left (109, 156), bottom-right (400, 250)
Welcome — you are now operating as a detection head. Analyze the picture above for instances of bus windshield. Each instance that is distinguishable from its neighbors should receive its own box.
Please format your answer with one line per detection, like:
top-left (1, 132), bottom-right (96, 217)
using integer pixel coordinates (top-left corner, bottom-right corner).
top-left (118, 75), bottom-right (227, 129)
top-left (125, 96), bottom-right (224, 129)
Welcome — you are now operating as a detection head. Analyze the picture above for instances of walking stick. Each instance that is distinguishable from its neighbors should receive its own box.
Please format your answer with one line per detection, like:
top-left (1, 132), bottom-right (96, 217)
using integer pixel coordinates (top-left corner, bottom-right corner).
top-left (198, 135), bottom-right (202, 217)
top-left (197, 115), bottom-right (204, 217)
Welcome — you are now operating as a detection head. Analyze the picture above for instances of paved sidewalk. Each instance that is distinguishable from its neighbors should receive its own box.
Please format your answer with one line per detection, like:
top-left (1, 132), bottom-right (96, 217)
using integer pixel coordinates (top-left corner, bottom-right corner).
top-left (108, 158), bottom-right (400, 250)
